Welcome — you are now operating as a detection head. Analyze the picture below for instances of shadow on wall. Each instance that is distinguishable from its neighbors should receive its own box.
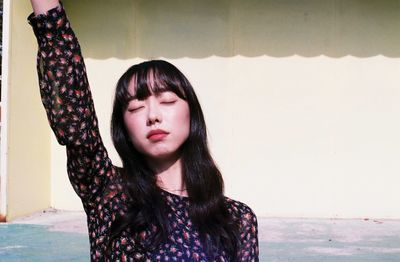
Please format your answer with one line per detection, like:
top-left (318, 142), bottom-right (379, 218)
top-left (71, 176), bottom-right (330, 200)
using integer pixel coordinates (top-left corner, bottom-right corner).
top-left (64, 0), bottom-right (400, 59)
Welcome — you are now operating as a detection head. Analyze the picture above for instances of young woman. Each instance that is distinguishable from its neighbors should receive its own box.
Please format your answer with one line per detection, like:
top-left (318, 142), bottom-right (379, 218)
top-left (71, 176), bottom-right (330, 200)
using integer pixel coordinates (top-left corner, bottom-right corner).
top-left (28, 1), bottom-right (259, 261)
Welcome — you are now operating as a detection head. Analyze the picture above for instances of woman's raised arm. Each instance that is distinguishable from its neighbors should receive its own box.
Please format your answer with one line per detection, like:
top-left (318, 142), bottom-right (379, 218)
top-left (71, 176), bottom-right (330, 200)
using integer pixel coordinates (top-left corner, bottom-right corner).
top-left (28, 2), bottom-right (114, 210)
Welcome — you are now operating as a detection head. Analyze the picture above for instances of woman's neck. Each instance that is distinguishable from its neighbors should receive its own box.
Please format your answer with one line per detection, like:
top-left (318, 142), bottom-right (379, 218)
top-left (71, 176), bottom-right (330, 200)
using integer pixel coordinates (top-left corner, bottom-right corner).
top-left (146, 154), bottom-right (187, 196)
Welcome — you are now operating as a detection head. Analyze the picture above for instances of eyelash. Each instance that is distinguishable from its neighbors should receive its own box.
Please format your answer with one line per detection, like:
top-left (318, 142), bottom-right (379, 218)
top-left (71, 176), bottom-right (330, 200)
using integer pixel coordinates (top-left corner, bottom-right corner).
top-left (127, 106), bottom-right (143, 112)
top-left (161, 101), bottom-right (176, 104)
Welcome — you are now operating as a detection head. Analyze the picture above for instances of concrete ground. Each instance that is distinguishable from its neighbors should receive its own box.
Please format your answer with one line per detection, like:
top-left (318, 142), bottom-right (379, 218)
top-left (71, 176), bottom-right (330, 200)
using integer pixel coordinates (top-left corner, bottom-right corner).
top-left (12, 209), bottom-right (88, 234)
top-left (258, 217), bottom-right (400, 261)
top-left (2, 209), bottom-right (400, 261)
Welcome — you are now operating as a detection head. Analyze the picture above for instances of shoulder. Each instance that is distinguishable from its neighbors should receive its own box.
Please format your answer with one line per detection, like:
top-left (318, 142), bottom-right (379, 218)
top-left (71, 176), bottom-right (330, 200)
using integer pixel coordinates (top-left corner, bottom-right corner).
top-left (224, 196), bottom-right (258, 229)
top-left (225, 197), bottom-right (259, 259)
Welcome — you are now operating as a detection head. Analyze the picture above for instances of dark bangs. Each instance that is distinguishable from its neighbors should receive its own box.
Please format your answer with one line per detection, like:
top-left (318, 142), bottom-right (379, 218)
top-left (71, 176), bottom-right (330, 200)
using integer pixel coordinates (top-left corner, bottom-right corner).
top-left (116, 60), bottom-right (188, 109)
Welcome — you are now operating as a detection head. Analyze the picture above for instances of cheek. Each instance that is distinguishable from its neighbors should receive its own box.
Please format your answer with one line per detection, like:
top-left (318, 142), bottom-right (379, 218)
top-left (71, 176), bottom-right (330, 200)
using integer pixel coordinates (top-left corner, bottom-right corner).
top-left (123, 114), bottom-right (144, 143)
top-left (174, 105), bottom-right (190, 138)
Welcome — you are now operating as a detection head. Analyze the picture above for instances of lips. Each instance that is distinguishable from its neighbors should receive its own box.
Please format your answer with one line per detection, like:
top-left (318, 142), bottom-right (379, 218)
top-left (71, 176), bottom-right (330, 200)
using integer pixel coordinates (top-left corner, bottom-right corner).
top-left (146, 129), bottom-right (169, 141)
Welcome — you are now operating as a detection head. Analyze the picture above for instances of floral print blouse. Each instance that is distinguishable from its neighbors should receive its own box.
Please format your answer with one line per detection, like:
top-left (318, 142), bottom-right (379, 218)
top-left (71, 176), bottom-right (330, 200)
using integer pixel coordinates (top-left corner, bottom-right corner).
top-left (28, 4), bottom-right (259, 262)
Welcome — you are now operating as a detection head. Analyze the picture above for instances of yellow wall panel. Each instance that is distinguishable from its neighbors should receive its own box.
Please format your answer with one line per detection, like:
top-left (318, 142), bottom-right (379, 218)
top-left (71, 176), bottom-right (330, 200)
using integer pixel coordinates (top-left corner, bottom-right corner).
top-left (6, 1), bottom-right (51, 221)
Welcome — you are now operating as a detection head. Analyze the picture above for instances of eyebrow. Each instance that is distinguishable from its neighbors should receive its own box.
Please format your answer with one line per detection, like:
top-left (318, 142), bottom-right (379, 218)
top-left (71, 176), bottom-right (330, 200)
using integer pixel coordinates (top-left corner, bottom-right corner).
top-left (127, 90), bottom-right (172, 102)
top-left (127, 95), bottom-right (137, 101)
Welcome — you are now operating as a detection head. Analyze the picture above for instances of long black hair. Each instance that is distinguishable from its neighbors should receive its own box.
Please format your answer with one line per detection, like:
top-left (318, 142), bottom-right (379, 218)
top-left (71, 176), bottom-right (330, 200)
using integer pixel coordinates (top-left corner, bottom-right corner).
top-left (110, 60), bottom-right (240, 259)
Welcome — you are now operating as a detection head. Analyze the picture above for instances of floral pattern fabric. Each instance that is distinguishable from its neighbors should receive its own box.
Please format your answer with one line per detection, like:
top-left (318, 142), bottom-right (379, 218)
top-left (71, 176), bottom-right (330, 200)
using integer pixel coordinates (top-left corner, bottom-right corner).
top-left (28, 4), bottom-right (259, 262)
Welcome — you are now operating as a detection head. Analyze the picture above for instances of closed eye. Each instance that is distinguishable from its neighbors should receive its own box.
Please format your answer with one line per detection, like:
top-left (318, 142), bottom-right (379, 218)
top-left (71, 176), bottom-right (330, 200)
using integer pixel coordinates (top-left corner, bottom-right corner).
top-left (161, 101), bottom-right (177, 104)
top-left (127, 106), bottom-right (144, 112)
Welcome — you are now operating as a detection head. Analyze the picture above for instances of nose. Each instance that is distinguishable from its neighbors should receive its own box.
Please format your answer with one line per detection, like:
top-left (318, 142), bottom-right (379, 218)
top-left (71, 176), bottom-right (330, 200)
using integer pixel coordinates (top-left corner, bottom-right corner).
top-left (146, 98), bottom-right (162, 126)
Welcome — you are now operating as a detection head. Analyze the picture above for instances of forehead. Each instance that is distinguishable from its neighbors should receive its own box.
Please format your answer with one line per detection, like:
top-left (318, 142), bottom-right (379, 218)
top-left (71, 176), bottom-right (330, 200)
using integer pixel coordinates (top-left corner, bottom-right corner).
top-left (123, 66), bottom-right (187, 104)
top-left (127, 74), bottom-right (171, 100)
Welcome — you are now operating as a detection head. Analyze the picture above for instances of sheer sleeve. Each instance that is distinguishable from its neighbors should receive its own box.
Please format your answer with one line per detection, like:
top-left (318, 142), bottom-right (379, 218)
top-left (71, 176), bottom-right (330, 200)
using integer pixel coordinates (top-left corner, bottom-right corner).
top-left (237, 206), bottom-right (259, 261)
top-left (28, 4), bottom-right (114, 209)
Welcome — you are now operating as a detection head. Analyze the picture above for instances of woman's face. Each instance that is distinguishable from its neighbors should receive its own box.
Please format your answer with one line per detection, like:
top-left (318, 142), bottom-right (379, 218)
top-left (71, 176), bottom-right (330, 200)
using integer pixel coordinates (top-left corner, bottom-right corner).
top-left (123, 80), bottom-right (190, 161)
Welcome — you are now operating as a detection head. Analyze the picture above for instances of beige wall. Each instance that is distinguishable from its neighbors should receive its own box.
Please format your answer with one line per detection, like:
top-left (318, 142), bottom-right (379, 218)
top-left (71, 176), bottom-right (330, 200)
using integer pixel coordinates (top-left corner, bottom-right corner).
top-left (49, 0), bottom-right (400, 218)
top-left (5, 1), bottom-right (51, 220)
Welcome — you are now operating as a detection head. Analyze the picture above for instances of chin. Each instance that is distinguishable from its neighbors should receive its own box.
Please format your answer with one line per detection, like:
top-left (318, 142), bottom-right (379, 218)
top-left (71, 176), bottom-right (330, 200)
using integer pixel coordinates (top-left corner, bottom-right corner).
top-left (148, 150), bottom-right (180, 161)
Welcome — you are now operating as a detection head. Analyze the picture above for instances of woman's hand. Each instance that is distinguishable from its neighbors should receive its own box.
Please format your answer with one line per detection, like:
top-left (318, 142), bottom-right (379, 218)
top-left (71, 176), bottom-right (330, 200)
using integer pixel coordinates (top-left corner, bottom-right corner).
top-left (30, 0), bottom-right (59, 15)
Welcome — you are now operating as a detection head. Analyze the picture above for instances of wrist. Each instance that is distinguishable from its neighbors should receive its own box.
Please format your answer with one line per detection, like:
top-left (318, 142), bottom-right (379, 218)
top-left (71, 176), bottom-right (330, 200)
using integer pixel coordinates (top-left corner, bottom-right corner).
top-left (30, 0), bottom-right (60, 16)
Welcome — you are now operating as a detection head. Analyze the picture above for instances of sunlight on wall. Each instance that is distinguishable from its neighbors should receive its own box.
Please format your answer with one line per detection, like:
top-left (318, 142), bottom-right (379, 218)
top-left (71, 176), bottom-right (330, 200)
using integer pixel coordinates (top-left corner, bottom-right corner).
top-left (52, 56), bottom-right (400, 219)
